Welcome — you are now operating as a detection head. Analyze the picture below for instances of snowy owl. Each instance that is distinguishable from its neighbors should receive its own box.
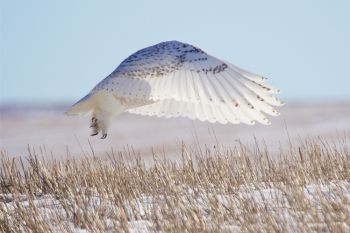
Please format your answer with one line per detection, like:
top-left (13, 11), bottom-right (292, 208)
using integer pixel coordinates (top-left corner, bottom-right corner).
top-left (66, 41), bottom-right (284, 139)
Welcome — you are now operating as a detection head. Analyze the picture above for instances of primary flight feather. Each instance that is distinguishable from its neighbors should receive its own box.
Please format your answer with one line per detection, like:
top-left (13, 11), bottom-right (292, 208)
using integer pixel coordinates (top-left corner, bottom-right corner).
top-left (66, 41), bottom-right (284, 138)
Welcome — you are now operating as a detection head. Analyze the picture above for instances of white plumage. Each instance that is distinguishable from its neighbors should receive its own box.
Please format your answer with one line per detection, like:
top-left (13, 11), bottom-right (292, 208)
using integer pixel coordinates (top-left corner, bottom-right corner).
top-left (67, 41), bottom-right (284, 138)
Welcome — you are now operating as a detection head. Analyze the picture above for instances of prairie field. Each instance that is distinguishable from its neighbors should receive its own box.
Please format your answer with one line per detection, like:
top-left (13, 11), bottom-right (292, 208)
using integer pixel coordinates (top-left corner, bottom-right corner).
top-left (0, 102), bottom-right (350, 232)
top-left (1, 136), bottom-right (350, 232)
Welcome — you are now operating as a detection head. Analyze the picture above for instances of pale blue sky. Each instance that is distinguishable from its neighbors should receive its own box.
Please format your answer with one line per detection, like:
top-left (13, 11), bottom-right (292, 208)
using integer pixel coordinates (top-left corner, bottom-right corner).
top-left (1, 0), bottom-right (349, 104)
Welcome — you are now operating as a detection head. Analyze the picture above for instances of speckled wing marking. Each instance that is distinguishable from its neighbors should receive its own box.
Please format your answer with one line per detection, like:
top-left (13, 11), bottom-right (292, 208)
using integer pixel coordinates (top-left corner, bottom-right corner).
top-left (112, 41), bottom-right (228, 78)
top-left (92, 41), bottom-right (231, 100)
top-left (90, 40), bottom-right (284, 125)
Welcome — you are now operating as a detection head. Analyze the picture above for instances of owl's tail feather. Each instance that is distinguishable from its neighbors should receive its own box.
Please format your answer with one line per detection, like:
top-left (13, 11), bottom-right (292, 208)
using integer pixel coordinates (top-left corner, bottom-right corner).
top-left (65, 93), bottom-right (94, 116)
top-left (65, 91), bottom-right (125, 117)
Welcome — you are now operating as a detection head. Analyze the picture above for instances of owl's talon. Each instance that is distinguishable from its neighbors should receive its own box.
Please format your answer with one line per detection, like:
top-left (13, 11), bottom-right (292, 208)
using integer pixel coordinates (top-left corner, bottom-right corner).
top-left (90, 117), bottom-right (98, 128)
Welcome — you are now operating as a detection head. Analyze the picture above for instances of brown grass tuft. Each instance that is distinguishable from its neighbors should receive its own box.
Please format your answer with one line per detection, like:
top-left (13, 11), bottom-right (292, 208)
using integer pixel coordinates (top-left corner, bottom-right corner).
top-left (0, 137), bottom-right (349, 232)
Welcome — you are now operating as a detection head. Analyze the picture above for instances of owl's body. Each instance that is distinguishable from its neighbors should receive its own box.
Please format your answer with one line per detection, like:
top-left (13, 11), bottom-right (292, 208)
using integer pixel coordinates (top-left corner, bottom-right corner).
top-left (67, 41), bottom-right (283, 138)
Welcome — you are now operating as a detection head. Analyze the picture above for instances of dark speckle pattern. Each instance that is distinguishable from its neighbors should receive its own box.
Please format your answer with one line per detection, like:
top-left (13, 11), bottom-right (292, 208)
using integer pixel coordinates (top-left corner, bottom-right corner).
top-left (109, 40), bottom-right (228, 79)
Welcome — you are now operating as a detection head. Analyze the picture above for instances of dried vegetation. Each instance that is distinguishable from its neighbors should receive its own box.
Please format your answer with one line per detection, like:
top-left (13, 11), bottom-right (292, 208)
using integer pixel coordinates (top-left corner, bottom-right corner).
top-left (0, 136), bottom-right (350, 232)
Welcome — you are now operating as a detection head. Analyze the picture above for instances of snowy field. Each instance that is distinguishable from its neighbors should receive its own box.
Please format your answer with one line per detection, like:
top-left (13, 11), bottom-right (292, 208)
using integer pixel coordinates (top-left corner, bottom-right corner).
top-left (0, 102), bottom-right (350, 232)
top-left (2, 182), bottom-right (349, 232)
top-left (1, 138), bottom-right (349, 232)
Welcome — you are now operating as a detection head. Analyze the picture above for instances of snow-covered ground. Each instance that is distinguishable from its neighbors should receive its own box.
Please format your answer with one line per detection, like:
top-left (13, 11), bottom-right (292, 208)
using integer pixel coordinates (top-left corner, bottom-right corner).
top-left (2, 181), bottom-right (349, 232)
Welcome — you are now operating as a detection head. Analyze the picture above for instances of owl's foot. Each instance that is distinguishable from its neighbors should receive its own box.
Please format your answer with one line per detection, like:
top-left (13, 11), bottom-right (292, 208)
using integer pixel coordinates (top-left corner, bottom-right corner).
top-left (89, 117), bottom-right (108, 139)
top-left (90, 117), bottom-right (99, 136)
top-left (90, 117), bottom-right (98, 127)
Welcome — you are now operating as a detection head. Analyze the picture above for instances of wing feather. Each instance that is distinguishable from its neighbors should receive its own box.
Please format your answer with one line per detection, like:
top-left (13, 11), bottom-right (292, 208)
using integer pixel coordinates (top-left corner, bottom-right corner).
top-left (191, 70), bottom-right (211, 102)
top-left (193, 67), bottom-right (221, 103)
top-left (227, 62), bottom-right (267, 84)
top-left (127, 100), bottom-right (243, 124)
top-left (216, 72), bottom-right (263, 124)
top-left (225, 68), bottom-right (281, 116)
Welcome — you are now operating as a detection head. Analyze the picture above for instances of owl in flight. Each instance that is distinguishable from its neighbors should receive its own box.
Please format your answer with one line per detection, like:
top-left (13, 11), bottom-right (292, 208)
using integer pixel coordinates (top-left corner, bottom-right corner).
top-left (66, 41), bottom-right (283, 139)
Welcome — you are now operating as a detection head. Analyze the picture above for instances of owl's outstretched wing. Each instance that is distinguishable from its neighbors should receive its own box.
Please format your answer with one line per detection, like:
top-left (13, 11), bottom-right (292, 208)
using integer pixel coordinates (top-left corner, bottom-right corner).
top-left (90, 40), bottom-right (284, 125)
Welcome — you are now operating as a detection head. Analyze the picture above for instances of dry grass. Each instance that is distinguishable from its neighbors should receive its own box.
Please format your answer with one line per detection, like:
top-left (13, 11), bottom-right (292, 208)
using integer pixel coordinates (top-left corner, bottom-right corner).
top-left (0, 136), bottom-right (350, 232)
